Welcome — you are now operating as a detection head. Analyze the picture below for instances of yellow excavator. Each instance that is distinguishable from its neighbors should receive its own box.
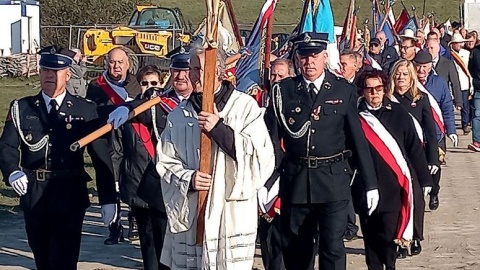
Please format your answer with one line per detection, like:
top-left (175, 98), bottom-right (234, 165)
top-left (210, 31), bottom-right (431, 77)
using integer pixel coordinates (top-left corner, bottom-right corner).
top-left (82, 4), bottom-right (191, 70)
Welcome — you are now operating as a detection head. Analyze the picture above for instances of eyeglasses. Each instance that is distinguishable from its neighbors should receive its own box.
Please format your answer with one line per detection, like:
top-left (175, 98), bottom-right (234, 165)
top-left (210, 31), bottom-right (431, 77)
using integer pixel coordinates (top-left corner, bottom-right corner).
top-left (140, 81), bottom-right (159, 86)
top-left (400, 45), bottom-right (415, 51)
top-left (370, 44), bottom-right (380, 47)
top-left (363, 85), bottom-right (384, 94)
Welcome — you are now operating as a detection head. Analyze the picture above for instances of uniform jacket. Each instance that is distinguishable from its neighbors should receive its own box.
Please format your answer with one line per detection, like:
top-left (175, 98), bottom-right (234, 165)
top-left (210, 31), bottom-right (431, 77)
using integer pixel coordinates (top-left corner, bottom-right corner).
top-left (352, 98), bottom-right (432, 216)
top-left (0, 91), bottom-right (116, 212)
top-left (392, 92), bottom-right (439, 165)
top-left (433, 56), bottom-right (462, 106)
top-left (267, 71), bottom-right (378, 204)
top-left (468, 44), bottom-right (480, 90)
top-left (423, 72), bottom-right (456, 138)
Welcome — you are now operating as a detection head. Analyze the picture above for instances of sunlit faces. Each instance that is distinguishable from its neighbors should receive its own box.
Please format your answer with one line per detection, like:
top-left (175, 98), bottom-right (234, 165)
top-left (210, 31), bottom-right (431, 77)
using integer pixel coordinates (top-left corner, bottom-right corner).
top-left (295, 51), bottom-right (327, 81)
top-left (40, 67), bottom-right (71, 97)
top-left (363, 77), bottom-right (385, 108)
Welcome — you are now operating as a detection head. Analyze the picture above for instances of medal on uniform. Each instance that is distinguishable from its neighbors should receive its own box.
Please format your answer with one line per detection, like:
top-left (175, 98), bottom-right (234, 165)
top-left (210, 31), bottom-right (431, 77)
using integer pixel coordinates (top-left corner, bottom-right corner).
top-left (312, 105), bottom-right (321, 120)
top-left (25, 134), bottom-right (33, 141)
top-left (295, 107), bottom-right (301, 113)
top-left (66, 123), bottom-right (72, 129)
top-left (411, 102), bottom-right (417, 108)
top-left (66, 101), bottom-right (73, 108)
top-left (324, 81), bottom-right (332, 90)
top-left (288, 117), bottom-right (295, 125)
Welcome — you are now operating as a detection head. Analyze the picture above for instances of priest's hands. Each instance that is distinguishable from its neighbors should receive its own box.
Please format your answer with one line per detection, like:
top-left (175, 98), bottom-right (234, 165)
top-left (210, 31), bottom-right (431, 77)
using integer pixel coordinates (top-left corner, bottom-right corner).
top-left (192, 171), bottom-right (212, 191)
top-left (198, 104), bottom-right (219, 132)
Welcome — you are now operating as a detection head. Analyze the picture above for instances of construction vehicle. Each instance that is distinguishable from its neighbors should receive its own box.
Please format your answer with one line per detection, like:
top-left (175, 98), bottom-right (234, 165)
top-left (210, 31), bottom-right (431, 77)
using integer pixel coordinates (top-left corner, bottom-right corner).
top-left (82, 4), bottom-right (191, 70)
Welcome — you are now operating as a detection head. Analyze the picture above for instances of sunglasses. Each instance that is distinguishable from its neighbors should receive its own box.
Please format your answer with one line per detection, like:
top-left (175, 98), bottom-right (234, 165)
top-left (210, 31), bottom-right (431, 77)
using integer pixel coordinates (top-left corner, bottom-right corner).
top-left (363, 85), bottom-right (384, 94)
top-left (140, 81), bottom-right (159, 86)
top-left (370, 43), bottom-right (380, 47)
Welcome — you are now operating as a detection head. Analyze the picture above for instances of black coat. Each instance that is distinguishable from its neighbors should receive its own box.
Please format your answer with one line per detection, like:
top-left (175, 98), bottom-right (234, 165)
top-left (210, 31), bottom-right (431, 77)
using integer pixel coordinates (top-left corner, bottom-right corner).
top-left (469, 44), bottom-right (480, 91)
top-left (393, 92), bottom-right (439, 166)
top-left (380, 46), bottom-right (400, 71)
top-left (0, 91), bottom-right (116, 212)
top-left (86, 73), bottom-right (142, 181)
top-left (352, 98), bottom-right (432, 215)
top-left (266, 71), bottom-right (378, 204)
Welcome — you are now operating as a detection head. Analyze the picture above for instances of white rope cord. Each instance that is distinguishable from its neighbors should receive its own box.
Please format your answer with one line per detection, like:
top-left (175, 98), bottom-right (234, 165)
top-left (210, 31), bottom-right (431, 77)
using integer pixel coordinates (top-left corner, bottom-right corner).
top-left (272, 83), bottom-right (311, 139)
top-left (11, 100), bottom-right (49, 153)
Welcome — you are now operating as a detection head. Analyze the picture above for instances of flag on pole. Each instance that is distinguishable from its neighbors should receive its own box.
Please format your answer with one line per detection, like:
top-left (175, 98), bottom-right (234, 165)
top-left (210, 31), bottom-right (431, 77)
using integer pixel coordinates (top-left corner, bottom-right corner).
top-left (394, 9), bottom-right (410, 33)
top-left (235, 0), bottom-right (277, 93)
top-left (400, 17), bottom-right (418, 34)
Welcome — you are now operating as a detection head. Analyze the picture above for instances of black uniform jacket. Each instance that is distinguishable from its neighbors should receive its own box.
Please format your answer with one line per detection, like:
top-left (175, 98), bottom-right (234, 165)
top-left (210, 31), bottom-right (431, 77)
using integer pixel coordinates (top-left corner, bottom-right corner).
top-left (266, 71), bottom-right (378, 205)
top-left (352, 98), bottom-right (433, 216)
top-left (393, 92), bottom-right (439, 166)
top-left (0, 91), bottom-right (116, 212)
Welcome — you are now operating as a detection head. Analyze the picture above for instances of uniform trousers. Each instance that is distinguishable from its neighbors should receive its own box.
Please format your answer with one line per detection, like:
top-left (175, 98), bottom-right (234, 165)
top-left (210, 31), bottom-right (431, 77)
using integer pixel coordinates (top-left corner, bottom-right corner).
top-left (130, 206), bottom-right (169, 270)
top-left (259, 216), bottom-right (285, 270)
top-left (24, 205), bottom-right (85, 270)
top-left (412, 174), bottom-right (426, 241)
top-left (431, 138), bottom-right (446, 196)
top-left (359, 212), bottom-right (400, 270)
top-left (281, 200), bottom-right (348, 270)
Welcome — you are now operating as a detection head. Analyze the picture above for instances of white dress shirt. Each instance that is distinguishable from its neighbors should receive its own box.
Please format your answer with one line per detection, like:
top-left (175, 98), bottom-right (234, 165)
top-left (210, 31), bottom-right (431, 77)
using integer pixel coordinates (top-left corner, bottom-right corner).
top-left (42, 90), bottom-right (66, 113)
top-left (304, 71), bottom-right (326, 94)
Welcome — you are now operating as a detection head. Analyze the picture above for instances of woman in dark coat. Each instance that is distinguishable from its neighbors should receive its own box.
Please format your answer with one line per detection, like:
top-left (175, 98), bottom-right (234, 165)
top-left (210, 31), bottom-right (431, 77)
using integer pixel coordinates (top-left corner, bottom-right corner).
top-left (352, 70), bottom-right (432, 270)
top-left (389, 59), bottom-right (439, 257)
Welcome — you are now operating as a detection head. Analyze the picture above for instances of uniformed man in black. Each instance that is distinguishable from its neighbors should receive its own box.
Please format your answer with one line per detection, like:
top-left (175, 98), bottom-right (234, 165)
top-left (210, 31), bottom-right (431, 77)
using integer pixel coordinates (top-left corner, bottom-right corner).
top-left (0, 45), bottom-right (117, 270)
top-left (267, 32), bottom-right (380, 270)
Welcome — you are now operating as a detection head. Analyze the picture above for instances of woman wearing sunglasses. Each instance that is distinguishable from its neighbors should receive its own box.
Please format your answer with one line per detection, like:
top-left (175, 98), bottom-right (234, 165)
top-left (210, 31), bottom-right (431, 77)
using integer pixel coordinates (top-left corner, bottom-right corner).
top-left (389, 59), bottom-right (437, 258)
top-left (352, 70), bottom-right (431, 270)
top-left (137, 65), bottom-right (164, 96)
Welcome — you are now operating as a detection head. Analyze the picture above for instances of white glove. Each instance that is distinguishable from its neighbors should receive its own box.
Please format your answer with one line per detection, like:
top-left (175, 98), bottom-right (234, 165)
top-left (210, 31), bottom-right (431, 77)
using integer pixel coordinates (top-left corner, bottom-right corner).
top-left (366, 189), bottom-right (379, 216)
top-left (100, 203), bottom-right (117, 226)
top-left (8, 170), bottom-right (28, 196)
top-left (107, 106), bottom-right (129, 130)
top-left (428, 165), bottom-right (439, 175)
top-left (257, 187), bottom-right (268, 214)
top-left (448, 134), bottom-right (458, 148)
top-left (423, 186), bottom-right (432, 197)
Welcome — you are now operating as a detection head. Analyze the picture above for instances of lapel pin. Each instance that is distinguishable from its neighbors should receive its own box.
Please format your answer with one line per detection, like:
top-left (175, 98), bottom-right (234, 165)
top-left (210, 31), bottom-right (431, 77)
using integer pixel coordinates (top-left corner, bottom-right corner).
top-left (324, 81), bottom-right (332, 90)
top-left (295, 107), bottom-right (302, 113)
top-left (411, 102), bottom-right (417, 108)
top-left (66, 101), bottom-right (73, 108)
top-left (34, 100), bottom-right (40, 106)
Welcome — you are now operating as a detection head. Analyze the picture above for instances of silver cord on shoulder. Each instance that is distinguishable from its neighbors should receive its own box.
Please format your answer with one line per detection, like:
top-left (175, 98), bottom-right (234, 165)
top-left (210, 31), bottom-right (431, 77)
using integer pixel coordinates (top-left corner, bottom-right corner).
top-left (11, 100), bottom-right (49, 153)
top-left (272, 84), bottom-right (311, 139)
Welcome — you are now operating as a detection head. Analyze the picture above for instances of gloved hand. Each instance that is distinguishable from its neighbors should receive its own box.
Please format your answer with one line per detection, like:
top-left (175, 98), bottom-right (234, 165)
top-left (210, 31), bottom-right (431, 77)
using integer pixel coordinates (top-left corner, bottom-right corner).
top-left (448, 134), bottom-right (458, 147)
top-left (107, 106), bottom-right (129, 130)
top-left (366, 189), bottom-right (379, 216)
top-left (100, 203), bottom-right (117, 226)
top-left (257, 187), bottom-right (268, 214)
top-left (423, 186), bottom-right (432, 197)
top-left (239, 47), bottom-right (252, 57)
top-left (8, 170), bottom-right (28, 196)
top-left (428, 164), bottom-right (439, 175)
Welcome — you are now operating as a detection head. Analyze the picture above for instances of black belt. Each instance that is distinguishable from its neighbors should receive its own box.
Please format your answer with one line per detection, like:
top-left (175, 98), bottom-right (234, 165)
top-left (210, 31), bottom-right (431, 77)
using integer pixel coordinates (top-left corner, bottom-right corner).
top-left (292, 150), bottom-right (352, 168)
top-left (24, 169), bottom-right (80, 181)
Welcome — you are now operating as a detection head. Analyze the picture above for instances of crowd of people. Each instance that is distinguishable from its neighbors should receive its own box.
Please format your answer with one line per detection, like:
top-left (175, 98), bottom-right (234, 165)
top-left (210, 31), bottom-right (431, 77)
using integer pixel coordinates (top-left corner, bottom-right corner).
top-left (0, 17), bottom-right (477, 270)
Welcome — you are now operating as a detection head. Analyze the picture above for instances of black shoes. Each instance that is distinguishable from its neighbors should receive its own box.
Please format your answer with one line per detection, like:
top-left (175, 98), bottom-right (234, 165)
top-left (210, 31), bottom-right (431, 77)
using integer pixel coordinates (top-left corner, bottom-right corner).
top-left (104, 224), bottom-right (124, 245)
top-left (343, 231), bottom-right (358, 242)
top-left (397, 247), bottom-right (408, 259)
top-left (429, 195), bottom-right (439, 211)
top-left (128, 216), bottom-right (139, 241)
top-left (410, 239), bottom-right (422, 256)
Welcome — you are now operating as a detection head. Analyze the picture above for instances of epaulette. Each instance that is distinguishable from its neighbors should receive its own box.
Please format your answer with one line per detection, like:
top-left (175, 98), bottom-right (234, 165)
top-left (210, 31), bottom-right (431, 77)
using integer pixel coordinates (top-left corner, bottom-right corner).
top-left (72, 95), bottom-right (93, 103)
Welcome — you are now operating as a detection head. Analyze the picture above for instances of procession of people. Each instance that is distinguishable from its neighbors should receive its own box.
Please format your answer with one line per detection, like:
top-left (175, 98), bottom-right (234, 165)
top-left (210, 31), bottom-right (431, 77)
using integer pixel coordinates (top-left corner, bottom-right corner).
top-left (0, 0), bottom-right (478, 269)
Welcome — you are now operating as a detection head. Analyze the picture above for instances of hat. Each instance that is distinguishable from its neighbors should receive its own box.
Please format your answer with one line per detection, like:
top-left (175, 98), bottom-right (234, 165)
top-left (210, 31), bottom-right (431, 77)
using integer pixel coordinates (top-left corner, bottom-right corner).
top-left (413, 50), bottom-right (433, 64)
top-left (369, 38), bottom-right (381, 46)
top-left (38, 45), bottom-right (76, 70)
top-left (168, 46), bottom-right (190, 70)
top-left (399, 29), bottom-right (418, 41)
top-left (448, 33), bottom-right (468, 46)
top-left (293, 32), bottom-right (329, 56)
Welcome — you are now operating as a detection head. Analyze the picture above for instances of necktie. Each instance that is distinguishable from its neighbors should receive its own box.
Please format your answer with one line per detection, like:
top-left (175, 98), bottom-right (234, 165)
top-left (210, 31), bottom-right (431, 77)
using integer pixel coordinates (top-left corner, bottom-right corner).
top-left (308, 83), bottom-right (317, 101)
top-left (49, 99), bottom-right (58, 122)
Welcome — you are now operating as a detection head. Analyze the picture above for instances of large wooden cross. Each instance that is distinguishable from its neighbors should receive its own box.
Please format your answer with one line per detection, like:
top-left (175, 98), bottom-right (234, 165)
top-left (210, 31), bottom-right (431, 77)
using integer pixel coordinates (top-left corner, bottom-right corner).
top-left (196, 0), bottom-right (221, 246)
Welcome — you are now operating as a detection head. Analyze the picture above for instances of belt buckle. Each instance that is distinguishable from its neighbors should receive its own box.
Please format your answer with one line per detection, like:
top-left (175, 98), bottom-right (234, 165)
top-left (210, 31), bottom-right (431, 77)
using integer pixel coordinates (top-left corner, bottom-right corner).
top-left (36, 169), bottom-right (46, 181)
top-left (308, 157), bottom-right (318, 169)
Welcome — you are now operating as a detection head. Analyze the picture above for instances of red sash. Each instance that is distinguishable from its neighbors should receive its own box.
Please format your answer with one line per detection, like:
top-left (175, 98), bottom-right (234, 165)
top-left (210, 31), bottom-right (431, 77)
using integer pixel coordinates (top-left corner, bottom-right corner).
top-left (359, 112), bottom-right (414, 242)
top-left (97, 75), bottom-right (156, 158)
top-left (417, 82), bottom-right (446, 134)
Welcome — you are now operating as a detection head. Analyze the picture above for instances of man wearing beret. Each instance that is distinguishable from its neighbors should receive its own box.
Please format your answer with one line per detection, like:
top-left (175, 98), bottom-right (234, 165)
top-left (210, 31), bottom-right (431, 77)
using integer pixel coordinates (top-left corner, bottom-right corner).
top-left (266, 32), bottom-right (379, 270)
top-left (0, 45), bottom-right (117, 270)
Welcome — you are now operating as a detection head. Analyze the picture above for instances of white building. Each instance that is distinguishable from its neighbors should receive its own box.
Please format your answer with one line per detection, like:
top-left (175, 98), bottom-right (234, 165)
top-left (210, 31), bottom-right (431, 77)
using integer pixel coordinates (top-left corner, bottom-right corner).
top-left (0, 0), bottom-right (40, 56)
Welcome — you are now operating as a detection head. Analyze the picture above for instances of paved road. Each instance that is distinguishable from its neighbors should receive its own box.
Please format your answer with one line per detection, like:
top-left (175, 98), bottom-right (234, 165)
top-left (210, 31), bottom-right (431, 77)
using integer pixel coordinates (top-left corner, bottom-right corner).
top-left (1, 132), bottom-right (479, 270)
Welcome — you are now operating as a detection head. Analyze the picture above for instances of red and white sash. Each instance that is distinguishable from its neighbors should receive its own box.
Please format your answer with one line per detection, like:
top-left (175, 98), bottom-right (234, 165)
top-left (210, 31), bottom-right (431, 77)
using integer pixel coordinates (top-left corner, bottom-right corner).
top-left (359, 111), bottom-right (414, 243)
top-left (389, 95), bottom-right (424, 143)
top-left (417, 82), bottom-right (446, 134)
top-left (97, 73), bottom-right (156, 158)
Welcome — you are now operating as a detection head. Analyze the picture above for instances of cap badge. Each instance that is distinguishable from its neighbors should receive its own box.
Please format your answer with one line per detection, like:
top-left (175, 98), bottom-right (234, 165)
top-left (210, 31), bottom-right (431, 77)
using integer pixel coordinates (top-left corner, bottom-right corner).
top-left (304, 33), bottom-right (311, 43)
top-left (179, 47), bottom-right (185, 54)
top-left (50, 47), bottom-right (56, 54)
